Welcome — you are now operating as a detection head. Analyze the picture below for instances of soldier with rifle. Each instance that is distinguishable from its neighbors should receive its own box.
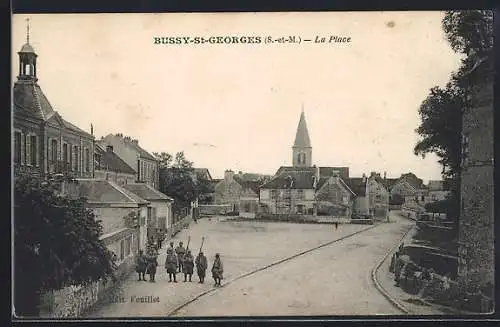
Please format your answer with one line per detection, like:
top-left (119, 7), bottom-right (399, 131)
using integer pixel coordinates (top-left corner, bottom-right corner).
top-left (195, 237), bottom-right (208, 284)
top-left (175, 241), bottom-right (186, 273)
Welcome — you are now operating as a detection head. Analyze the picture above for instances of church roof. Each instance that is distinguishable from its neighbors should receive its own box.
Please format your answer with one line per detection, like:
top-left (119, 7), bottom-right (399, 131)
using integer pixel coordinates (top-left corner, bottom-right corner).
top-left (13, 80), bottom-right (55, 121)
top-left (19, 43), bottom-right (36, 54)
top-left (261, 170), bottom-right (316, 189)
top-left (233, 176), bottom-right (261, 194)
top-left (293, 111), bottom-right (311, 148)
top-left (344, 178), bottom-right (367, 196)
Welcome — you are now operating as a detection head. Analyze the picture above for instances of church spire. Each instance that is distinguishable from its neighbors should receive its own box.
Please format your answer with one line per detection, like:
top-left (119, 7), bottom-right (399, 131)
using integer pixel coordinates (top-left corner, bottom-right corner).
top-left (26, 17), bottom-right (30, 44)
top-left (292, 108), bottom-right (312, 167)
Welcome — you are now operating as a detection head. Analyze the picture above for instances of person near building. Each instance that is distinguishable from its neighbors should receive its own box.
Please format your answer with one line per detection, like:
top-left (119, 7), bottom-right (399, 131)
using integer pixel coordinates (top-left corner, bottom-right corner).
top-left (175, 241), bottom-right (186, 273)
top-left (145, 252), bottom-right (158, 282)
top-left (211, 253), bottom-right (224, 287)
top-left (183, 250), bottom-right (195, 282)
top-left (165, 248), bottom-right (178, 282)
top-left (135, 250), bottom-right (147, 281)
top-left (195, 251), bottom-right (208, 284)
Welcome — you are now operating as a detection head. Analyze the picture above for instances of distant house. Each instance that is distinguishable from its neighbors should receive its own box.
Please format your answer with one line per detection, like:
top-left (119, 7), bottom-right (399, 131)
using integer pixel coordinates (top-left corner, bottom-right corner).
top-left (346, 172), bottom-right (389, 220)
top-left (122, 183), bottom-right (174, 238)
top-left (237, 180), bottom-right (261, 218)
top-left (193, 168), bottom-right (213, 182)
top-left (94, 142), bottom-right (136, 186)
top-left (422, 179), bottom-right (451, 204)
top-left (214, 170), bottom-right (261, 212)
top-left (389, 172), bottom-right (427, 209)
top-left (62, 179), bottom-right (150, 270)
top-left (260, 166), bottom-right (354, 218)
top-left (101, 134), bottom-right (160, 189)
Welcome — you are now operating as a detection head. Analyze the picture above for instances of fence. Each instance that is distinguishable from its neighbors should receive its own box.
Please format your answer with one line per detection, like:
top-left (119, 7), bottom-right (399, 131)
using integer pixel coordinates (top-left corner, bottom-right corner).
top-left (199, 204), bottom-right (233, 216)
top-left (169, 210), bottom-right (193, 238)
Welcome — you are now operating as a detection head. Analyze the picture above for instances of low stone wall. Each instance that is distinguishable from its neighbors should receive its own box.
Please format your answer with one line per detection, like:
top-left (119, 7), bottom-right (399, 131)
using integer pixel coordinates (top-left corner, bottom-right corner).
top-left (199, 204), bottom-right (233, 216)
top-left (39, 255), bottom-right (135, 318)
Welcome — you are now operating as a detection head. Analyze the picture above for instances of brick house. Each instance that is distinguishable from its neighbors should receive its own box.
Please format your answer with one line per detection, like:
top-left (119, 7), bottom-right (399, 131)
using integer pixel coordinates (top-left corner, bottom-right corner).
top-left (457, 52), bottom-right (494, 300)
top-left (122, 183), bottom-right (174, 238)
top-left (100, 134), bottom-right (160, 190)
top-left (13, 37), bottom-right (94, 179)
top-left (94, 143), bottom-right (136, 186)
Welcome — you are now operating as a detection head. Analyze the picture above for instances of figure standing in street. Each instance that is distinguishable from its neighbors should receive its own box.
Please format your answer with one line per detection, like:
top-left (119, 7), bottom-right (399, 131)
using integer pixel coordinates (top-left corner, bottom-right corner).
top-left (165, 248), bottom-right (178, 282)
top-left (335, 222), bottom-right (338, 230)
top-left (195, 251), bottom-right (208, 284)
top-left (175, 241), bottom-right (186, 273)
top-left (183, 250), bottom-right (194, 282)
top-left (156, 230), bottom-right (165, 251)
top-left (211, 253), bottom-right (224, 287)
top-left (146, 252), bottom-right (158, 282)
top-left (135, 250), bottom-right (147, 281)
top-left (168, 241), bottom-right (174, 253)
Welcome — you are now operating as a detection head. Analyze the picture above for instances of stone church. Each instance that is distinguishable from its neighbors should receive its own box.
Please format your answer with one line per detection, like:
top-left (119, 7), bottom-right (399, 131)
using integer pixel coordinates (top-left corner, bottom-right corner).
top-left (259, 110), bottom-right (355, 217)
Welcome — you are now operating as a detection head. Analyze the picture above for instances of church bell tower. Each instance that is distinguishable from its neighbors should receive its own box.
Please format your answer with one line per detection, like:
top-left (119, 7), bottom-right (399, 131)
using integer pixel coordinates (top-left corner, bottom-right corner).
top-left (292, 108), bottom-right (312, 167)
top-left (17, 18), bottom-right (38, 82)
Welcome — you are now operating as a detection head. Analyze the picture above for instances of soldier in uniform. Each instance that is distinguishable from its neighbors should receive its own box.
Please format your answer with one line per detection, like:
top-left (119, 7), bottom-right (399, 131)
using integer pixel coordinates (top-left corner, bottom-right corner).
top-left (195, 251), bottom-right (208, 284)
top-left (135, 250), bottom-right (147, 281)
top-left (165, 248), bottom-right (178, 282)
top-left (211, 253), bottom-right (224, 287)
top-left (183, 250), bottom-right (195, 282)
top-left (175, 241), bottom-right (186, 273)
top-left (167, 241), bottom-right (175, 253)
top-left (145, 251), bottom-right (158, 282)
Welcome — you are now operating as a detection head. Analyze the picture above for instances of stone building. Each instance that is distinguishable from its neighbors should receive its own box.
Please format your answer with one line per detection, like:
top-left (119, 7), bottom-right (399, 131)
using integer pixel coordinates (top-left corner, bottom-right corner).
top-left (457, 52), bottom-right (494, 302)
top-left (347, 172), bottom-right (389, 220)
top-left (122, 183), bottom-right (174, 238)
top-left (94, 143), bottom-right (136, 186)
top-left (259, 110), bottom-right (354, 218)
top-left (100, 134), bottom-right (159, 189)
top-left (13, 34), bottom-right (94, 179)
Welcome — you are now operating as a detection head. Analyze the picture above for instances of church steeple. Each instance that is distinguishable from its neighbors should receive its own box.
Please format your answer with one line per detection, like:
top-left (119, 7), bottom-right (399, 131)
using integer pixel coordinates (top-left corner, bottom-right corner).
top-left (17, 17), bottom-right (38, 82)
top-left (292, 107), bottom-right (312, 167)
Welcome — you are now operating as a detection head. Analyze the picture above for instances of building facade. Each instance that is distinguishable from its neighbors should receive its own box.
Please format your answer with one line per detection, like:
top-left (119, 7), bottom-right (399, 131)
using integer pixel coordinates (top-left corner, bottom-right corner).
top-left (13, 38), bottom-right (94, 179)
top-left (457, 53), bottom-right (494, 299)
top-left (94, 143), bottom-right (136, 186)
top-left (122, 183), bottom-right (174, 238)
top-left (100, 134), bottom-right (160, 189)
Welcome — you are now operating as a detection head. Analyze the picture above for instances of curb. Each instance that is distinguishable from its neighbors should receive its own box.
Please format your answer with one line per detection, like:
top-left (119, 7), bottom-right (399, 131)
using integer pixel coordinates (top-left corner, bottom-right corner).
top-left (167, 223), bottom-right (380, 316)
top-left (370, 225), bottom-right (414, 314)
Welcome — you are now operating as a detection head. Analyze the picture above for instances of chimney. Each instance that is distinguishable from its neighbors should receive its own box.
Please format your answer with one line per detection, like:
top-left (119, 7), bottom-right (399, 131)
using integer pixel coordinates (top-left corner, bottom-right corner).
top-left (106, 145), bottom-right (113, 153)
top-left (384, 171), bottom-right (387, 180)
top-left (132, 139), bottom-right (138, 145)
top-left (314, 165), bottom-right (320, 181)
top-left (224, 170), bottom-right (234, 181)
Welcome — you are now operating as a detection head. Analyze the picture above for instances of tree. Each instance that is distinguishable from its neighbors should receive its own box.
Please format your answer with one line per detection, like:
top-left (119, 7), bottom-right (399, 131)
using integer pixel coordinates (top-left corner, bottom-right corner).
top-left (14, 174), bottom-right (114, 316)
top-left (161, 167), bottom-right (198, 214)
top-left (174, 151), bottom-right (193, 169)
top-left (152, 152), bottom-right (172, 169)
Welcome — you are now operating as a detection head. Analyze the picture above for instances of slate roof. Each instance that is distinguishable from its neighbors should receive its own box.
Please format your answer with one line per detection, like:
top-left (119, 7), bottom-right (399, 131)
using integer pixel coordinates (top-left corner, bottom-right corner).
top-left (293, 111), bottom-right (311, 148)
top-left (382, 178), bottom-right (399, 190)
top-left (13, 80), bottom-right (55, 121)
top-left (399, 173), bottom-right (425, 189)
top-left (73, 179), bottom-right (149, 204)
top-left (122, 183), bottom-right (174, 201)
top-left (275, 166), bottom-right (349, 180)
top-left (233, 176), bottom-right (261, 194)
top-left (261, 170), bottom-right (316, 189)
top-left (345, 178), bottom-right (367, 197)
top-left (19, 43), bottom-right (36, 53)
top-left (127, 140), bottom-right (156, 161)
top-left (95, 143), bottom-right (136, 175)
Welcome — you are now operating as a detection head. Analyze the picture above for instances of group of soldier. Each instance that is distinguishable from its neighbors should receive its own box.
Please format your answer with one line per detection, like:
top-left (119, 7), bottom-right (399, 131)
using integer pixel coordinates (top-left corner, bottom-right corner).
top-left (135, 239), bottom-right (224, 287)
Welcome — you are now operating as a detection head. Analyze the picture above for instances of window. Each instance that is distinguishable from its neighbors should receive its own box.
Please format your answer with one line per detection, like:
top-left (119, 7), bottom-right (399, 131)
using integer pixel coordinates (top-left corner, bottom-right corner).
top-left (14, 131), bottom-right (21, 163)
top-left (51, 139), bottom-right (58, 162)
top-left (63, 144), bottom-right (68, 168)
top-left (125, 236), bottom-right (131, 256)
top-left (23, 134), bottom-right (27, 165)
top-left (120, 239), bottom-right (125, 260)
top-left (421, 195), bottom-right (425, 202)
top-left (69, 145), bottom-right (73, 169)
top-left (30, 135), bottom-right (37, 166)
top-left (73, 146), bottom-right (79, 171)
top-left (271, 190), bottom-right (277, 199)
top-left (297, 189), bottom-right (304, 199)
top-left (85, 148), bottom-right (90, 172)
top-left (147, 207), bottom-right (152, 224)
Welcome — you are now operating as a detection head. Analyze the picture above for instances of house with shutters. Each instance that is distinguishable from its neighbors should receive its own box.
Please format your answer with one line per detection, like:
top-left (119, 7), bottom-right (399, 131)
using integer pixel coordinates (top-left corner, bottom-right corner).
top-left (122, 183), bottom-right (174, 238)
top-left (94, 142), bottom-right (136, 186)
top-left (12, 34), bottom-right (94, 179)
top-left (100, 134), bottom-right (160, 190)
top-left (213, 170), bottom-right (263, 213)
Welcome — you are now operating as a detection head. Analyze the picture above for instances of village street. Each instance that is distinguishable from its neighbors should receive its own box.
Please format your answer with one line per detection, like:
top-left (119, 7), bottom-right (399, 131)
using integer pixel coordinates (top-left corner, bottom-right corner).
top-left (86, 212), bottom-right (413, 317)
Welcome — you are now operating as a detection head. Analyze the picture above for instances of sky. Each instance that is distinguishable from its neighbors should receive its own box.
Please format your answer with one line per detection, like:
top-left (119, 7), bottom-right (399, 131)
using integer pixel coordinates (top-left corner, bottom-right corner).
top-left (12, 12), bottom-right (463, 182)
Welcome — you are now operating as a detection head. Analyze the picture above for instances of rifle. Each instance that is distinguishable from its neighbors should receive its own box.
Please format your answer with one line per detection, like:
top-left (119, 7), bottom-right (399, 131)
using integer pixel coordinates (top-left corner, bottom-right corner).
top-left (199, 236), bottom-right (205, 254)
top-left (186, 236), bottom-right (191, 252)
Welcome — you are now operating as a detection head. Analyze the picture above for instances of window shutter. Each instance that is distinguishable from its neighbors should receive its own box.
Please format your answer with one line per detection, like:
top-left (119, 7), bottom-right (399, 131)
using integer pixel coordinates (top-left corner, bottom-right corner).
top-left (26, 134), bottom-right (31, 166)
top-left (35, 136), bottom-right (39, 167)
top-left (20, 132), bottom-right (25, 165)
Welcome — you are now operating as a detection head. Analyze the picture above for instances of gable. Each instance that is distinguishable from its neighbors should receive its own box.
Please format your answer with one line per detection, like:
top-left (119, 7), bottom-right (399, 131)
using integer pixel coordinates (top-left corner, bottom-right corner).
top-left (45, 112), bottom-right (66, 128)
top-left (391, 180), bottom-right (416, 195)
top-left (316, 178), bottom-right (352, 201)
